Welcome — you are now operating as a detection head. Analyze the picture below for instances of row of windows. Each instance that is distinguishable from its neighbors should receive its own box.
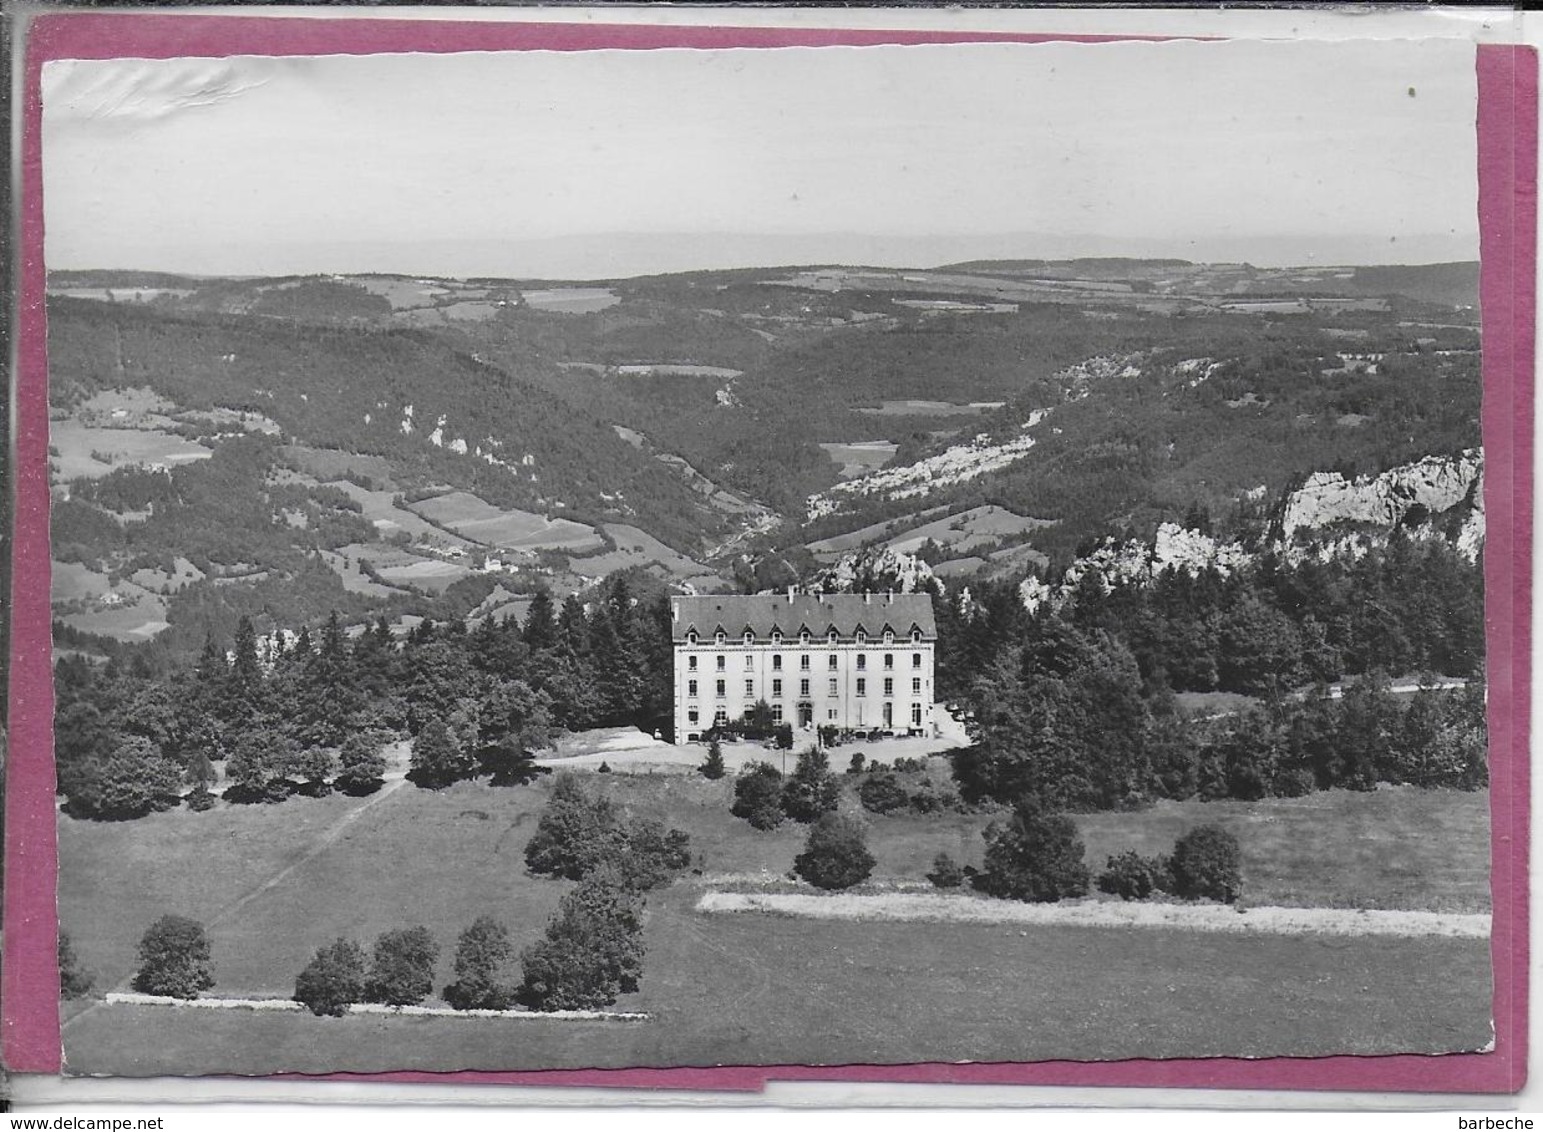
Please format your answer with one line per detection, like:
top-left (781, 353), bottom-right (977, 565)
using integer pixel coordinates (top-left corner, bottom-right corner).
top-left (687, 677), bottom-right (923, 698)
top-left (686, 628), bottom-right (924, 647)
top-left (687, 652), bottom-right (925, 672)
top-left (685, 703), bottom-right (927, 727)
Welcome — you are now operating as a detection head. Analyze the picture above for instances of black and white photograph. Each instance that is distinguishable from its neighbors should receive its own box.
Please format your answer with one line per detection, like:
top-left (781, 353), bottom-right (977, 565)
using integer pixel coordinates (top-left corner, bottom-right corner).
top-left (39, 31), bottom-right (1495, 1076)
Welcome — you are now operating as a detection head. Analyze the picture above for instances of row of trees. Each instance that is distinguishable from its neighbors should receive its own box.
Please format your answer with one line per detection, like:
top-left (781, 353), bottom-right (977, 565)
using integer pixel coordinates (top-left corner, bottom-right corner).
top-left (931, 534), bottom-right (1483, 711)
top-left (949, 607), bottom-right (1486, 813)
top-left (54, 573), bottom-right (677, 820)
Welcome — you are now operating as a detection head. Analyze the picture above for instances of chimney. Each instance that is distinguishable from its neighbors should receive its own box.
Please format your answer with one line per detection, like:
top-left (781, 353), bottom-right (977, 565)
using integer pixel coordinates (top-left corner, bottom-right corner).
top-left (787, 585), bottom-right (794, 602)
top-left (886, 590), bottom-right (893, 604)
top-left (863, 591), bottom-right (870, 605)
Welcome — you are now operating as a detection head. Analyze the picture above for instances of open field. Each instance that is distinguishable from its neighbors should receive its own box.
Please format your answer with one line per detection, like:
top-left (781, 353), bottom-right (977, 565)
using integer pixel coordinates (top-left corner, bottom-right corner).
top-left (58, 769), bottom-right (1493, 1074)
top-left (278, 446), bottom-right (397, 488)
top-left (407, 491), bottom-right (603, 552)
top-left (819, 441), bottom-right (898, 480)
top-left (567, 523), bottom-right (714, 583)
top-left (52, 562), bottom-right (171, 641)
top-left (854, 399), bottom-right (1005, 416)
top-left (318, 549), bottom-right (407, 598)
top-left (884, 504), bottom-right (1051, 556)
top-left (320, 481), bottom-right (473, 546)
top-left (615, 364), bottom-right (742, 378)
top-left (49, 421), bottom-right (212, 481)
top-left (808, 504), bottom-right (1051, 563)
top-left (521, 287), bottom-right (619, 313)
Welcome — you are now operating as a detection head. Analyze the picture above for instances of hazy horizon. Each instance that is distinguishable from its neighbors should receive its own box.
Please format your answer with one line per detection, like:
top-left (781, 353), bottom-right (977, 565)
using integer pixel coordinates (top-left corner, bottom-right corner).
top-left (48, 238), bottom-right (1482, 286)
top-left (43, 39), bottom-right (1480, 279)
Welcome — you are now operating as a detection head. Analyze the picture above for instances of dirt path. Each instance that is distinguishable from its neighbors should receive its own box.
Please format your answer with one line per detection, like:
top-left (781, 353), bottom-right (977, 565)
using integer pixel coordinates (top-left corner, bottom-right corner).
top-left (64, 741), bottom-right (415, 1034)
top-left (696, 891), bottom-right (1491, 939)
top-left (206, 749), bottom-right (413, 931)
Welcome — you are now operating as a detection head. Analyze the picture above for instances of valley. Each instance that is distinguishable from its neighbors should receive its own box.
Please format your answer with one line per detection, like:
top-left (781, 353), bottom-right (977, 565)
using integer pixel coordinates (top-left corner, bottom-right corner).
top-left (45, 256), bottom-right (1481, 658)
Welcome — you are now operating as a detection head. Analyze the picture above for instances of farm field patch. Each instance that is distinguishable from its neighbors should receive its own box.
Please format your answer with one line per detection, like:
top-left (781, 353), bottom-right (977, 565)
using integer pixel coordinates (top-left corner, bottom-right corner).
top-left (320, 482), bottom-right (472, 547)
top-left (520, 287), bottom-right (619, 313)
top-left (49, 421), bottom-right (212, 481)
top-left (406, 491), bottom-right (603, 552)
top-left (52, 562), bottom-right (170, 641)
top-left (884, 504), bottom-right (1052, 557)
top-left (819, 441), bottom-right (898, 480)
top-left (567, 523), bottom-right (713, 583)
top-left (614, 364), bottom-right (743, 378)
top-left (854, 400), bottom-right (1006, 416)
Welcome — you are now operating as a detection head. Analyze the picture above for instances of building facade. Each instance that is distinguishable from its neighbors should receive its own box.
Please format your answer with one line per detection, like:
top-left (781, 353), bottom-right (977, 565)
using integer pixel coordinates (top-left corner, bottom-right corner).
top-left (670, 591), bottom-right (937, 744)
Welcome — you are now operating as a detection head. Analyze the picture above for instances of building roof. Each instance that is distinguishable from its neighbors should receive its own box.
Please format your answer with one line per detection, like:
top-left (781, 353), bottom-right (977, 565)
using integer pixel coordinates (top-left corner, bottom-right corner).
top-left (672, 592), bottom-right (936, 643)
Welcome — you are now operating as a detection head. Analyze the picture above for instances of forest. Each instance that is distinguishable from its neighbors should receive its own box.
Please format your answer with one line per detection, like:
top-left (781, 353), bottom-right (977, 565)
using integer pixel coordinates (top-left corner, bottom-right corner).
top-left (53, 525), bottom-right (1486, 824)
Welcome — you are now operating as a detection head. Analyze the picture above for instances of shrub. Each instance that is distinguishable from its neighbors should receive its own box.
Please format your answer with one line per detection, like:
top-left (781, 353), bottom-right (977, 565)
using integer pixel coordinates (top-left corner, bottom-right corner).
top-left (793, 813), bottom-right (876, 890)
top-left (774, 724), bottom-right (794, 750)
top-left (1096, 850), bottom-right (1173, 901)
top-left (184, 786), bottom-right (218, 812)
top-left (294, 938), bottom-right (366, 1017)
top-left (409, 717), bottom-right (475, 789)
top-left (64, 737), bottom-right (184, 820)
top-left (597, 761), bottom-right (612, 774)
top-left (58, 929), bottom-right (95, 999)
top-left (909, 778), bottom-right (958, 814)
top-left (731, 762), bottom-right (785, 830)
top-left (618, 817), bottom-right (692, 891)
top-left (525, 776), bottom-right (689, 890)
top-left (293, 747), bottom-right (338, 797)
top-left (444, 916), bottom-right (516, 1011)
top-left (699, 738), bottom-right (726, 780)
top-left (857, 772), bottom-right (909, 814)
top-left (1273, 767), bottom-right (1317, 799)
top-left (516, 873), bottom-right (645, 1011)
top-left (336, 730), bottom-right (390, 795)
top-left (1170, 825), bottom-right (1243, 903)
top-left (780, 747), bottom-right (840, 822)
top-left (846, 752), bottom-right (866, 775)
top-left (524, 774), bottom-right (628, 879)
top-left (364, 926), bottom-right (439, 1006)
top-left (926, 852), bottom-right (965, 889)
top-left (131, 915), bottom-right (214, 999)
top-left (975, 802), bottom-right (1090, 903)
top-left (224, 731), bottom-right (296, 805)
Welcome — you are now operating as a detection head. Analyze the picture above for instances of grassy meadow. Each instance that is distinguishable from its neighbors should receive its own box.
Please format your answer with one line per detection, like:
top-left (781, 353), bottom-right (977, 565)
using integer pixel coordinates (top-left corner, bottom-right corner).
top-left (57, 767), bottom-right (1495, 1075)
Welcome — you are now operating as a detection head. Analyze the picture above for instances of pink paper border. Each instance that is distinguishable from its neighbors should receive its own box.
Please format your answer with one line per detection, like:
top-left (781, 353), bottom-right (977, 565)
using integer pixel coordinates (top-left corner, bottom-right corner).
top-left (3, 16), bottom-right (1532, 1097)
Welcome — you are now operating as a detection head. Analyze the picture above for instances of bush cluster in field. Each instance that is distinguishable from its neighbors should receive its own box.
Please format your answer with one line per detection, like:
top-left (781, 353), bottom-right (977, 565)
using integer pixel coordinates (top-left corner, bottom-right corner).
top-left (919, 806), bottom-right (1244, 907)
top-left (74, 775), bottom-right (690, 1016)
top-left (1095, 826), bottom-right (1243, 904)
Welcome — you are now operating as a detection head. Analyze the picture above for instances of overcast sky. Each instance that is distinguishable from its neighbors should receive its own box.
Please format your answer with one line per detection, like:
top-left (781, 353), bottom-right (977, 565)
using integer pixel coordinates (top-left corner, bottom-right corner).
top-left (41, 38), bottom-right (1480, 279)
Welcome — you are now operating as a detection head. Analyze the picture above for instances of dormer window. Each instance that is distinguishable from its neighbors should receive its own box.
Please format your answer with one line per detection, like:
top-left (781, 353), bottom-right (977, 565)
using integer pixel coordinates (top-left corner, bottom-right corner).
top-left (715, 630), bottom-right (726, 646)
top-left (855, 629), bottom-right (867, 644)
top-left (910, 628), bottom-right (922, 643)
top-left (799, 630), bottom-right (811, 645)
top-left (743, 629), bottom-right (755, 645)
top-left (827, 630), bottom-right (839, 645)
top-left (771, 631), bottom-right (783, 645)
top-left (883, 630), bottom-right (894, 645)
top-left (686, 630), bottom-right (698, 646)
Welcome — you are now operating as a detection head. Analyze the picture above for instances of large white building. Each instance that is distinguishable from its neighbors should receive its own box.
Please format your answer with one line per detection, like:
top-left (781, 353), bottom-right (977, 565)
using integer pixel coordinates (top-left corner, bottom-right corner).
top-left (670, 591), bottom-right (937, 744)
